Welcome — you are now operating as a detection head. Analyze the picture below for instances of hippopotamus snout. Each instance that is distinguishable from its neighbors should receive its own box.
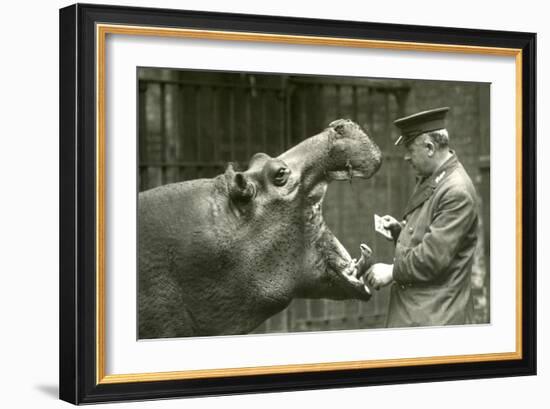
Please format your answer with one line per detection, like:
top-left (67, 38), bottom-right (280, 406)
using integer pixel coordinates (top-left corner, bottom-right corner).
top-left (278, 119), bottom-right (382, 192)
top-left (324, 119), bottom-right (383, 181)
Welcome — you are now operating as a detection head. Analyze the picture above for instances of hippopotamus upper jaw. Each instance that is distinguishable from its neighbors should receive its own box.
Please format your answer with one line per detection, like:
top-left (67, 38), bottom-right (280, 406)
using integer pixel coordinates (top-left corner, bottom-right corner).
top-left (278, 119), bottom-right (382, 191)
top-left (325, 119), bottom-right (383, 180)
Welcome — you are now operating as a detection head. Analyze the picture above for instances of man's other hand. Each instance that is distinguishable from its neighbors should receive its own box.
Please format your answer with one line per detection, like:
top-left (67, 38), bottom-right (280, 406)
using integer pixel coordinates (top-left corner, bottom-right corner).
top-left (364, 263), bottom-right (394, 290)
top-left (382, 215), bottom-right (402, 241)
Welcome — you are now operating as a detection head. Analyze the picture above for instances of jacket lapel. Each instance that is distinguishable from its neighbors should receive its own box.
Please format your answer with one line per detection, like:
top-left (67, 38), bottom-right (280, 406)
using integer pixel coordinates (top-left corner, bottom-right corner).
top-left (402, 153), bottom-right (460, 218)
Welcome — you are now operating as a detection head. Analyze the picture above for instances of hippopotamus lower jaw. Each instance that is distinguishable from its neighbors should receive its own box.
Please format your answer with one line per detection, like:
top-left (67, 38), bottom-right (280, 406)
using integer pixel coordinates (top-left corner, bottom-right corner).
top-left (323, 230), bottom-right (373, 301)
top-left (300, 215), bottom-right (372, 301)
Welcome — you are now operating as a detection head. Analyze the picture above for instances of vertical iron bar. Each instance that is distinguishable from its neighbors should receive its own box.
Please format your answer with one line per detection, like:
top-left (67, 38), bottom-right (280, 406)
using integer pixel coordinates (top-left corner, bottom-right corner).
top-left (178, 84), bottom-right (185, 182)
top-left (229, 89), bottom-right (235, 161)
top-left (367, 88), bottom-right (374, 136)
top-left (212, 87), bottom-right (218, 164)
top-left (195, 86), bottom-right (201, 178)
top-left (385, 88), bottom-right (390, 129)
top-left (336, 84), bottom-right (342, 118)
top-left (167, 83), bottom-right (175, 185)
top-left (317, 84), bottom-right (325, 129)
top-left (300, 86), bottom-right (307, 141)
top-left (352, 85), bottom-right (358, 122)
top-left (246, 87), bottom-right (252, 160)
top-left (261, 90), bottom-right (267, 153)
top-left (138, 81), bottom-right (148, 191)
top-left (385, 93), bottom-right (392, 211)
top-left (284, 82), bottom-right (292, 151)
top-left (160, 82), bottom-right (166, 186)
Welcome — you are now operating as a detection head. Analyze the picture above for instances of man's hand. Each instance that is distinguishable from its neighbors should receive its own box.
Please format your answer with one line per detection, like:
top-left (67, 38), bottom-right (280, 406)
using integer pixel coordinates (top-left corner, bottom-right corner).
top-left (381, 215), bottom-right (402, 241)
top-left (364, 263), bottom-right (394, 290)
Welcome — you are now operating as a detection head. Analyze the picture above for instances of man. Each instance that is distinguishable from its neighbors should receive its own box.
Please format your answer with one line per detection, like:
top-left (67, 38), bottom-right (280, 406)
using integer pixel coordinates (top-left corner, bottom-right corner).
top-left (364, 107), bottom-right (479, 327)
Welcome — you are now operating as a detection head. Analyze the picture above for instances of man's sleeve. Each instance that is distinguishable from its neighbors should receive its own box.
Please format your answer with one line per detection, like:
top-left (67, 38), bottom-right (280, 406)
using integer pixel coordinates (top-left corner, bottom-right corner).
top-left (393, 188), bottom-right (477, 284)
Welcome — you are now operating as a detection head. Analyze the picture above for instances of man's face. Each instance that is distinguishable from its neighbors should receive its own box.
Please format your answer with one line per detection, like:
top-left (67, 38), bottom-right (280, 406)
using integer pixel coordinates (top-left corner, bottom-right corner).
top-left (403, 134), bottom-right (433, 177)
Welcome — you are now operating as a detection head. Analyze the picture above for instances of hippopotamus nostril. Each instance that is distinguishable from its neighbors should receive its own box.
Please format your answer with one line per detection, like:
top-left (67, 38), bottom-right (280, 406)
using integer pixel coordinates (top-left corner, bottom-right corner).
top-left (328, 118), bottom-right (356, 138)
top-left (229, 172), bottom-right (256, 201)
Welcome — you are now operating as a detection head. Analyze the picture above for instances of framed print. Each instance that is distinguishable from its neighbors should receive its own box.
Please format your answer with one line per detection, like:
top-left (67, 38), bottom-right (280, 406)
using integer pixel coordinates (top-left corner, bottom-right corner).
top-left (59, 3), bottom-right (536, 405)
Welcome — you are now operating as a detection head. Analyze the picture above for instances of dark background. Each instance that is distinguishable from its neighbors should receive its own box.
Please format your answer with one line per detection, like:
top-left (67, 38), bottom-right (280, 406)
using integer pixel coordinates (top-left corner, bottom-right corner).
top-left (138, 67), bottom-right (490, 333)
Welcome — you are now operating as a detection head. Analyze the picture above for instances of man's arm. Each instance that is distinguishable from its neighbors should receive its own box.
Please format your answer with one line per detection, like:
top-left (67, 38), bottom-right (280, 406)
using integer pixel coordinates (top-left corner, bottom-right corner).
top-left (393, 188), bottom-right (477, 284)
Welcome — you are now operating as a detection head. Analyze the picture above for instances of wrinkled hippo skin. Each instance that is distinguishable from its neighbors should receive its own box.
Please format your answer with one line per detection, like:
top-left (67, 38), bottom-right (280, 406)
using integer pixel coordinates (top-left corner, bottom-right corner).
top-left (139, 119), bottom-right (382, 338)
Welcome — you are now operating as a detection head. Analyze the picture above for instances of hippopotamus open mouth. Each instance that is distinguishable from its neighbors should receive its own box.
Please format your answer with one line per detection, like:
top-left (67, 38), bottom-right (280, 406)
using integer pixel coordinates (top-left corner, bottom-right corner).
top-left (225, 117), bottom-right (380, 302)
top-left (276, 119), bottom-right (382, 301)
top-left (307, 185), bottom-right (375, 301)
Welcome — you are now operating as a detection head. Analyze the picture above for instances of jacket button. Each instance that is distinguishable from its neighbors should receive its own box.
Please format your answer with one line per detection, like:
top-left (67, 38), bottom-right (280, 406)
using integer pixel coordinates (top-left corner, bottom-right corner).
top-left (408, 227), bottom-right (413, 233)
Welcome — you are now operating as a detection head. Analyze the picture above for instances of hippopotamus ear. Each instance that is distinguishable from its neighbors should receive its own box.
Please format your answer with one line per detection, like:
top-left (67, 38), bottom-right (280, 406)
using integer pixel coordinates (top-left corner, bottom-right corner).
top-left (225, 163), bottom-right (255, 202)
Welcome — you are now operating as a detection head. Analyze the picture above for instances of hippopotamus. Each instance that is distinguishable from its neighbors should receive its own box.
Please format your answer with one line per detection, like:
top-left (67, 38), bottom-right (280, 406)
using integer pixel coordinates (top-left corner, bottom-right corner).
top-left (138, 119), bottom-right (382, 339)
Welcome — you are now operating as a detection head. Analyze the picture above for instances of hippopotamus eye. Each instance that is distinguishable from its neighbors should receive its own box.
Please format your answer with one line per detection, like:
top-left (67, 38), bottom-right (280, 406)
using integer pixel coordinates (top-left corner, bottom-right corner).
top-left (273, 167), bottom-right (290, 186)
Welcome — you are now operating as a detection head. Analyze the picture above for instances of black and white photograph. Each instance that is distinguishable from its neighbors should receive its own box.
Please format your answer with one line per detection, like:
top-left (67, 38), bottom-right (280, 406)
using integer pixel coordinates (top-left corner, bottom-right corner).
top-left (137, 68), bottom-right (491, 339)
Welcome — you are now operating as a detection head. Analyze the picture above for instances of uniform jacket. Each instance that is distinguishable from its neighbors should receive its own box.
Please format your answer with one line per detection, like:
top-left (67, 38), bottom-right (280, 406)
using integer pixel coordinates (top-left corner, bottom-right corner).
top-left (387, 153), bottom-right (478, 327)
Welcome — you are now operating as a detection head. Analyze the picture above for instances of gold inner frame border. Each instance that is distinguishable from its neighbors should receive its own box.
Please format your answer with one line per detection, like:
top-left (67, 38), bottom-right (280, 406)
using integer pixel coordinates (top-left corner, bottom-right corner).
top-left (95, 23), bottom-right (523, 385)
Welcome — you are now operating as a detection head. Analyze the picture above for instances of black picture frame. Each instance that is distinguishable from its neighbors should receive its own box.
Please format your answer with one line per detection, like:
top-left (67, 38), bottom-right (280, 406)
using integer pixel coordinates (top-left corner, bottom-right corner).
top-left (59, 3), bottom-right (536, 405)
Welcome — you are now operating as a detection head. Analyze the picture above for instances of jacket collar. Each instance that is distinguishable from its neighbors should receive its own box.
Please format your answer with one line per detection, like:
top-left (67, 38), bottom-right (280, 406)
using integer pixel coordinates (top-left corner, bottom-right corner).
top-left (402, 152), bottom-right (459, 218)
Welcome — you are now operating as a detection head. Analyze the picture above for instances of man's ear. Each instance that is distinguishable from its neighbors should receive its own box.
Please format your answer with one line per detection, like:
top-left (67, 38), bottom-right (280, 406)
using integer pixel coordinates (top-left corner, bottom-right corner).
top-left (425, 140), bottom-right (436, 157)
